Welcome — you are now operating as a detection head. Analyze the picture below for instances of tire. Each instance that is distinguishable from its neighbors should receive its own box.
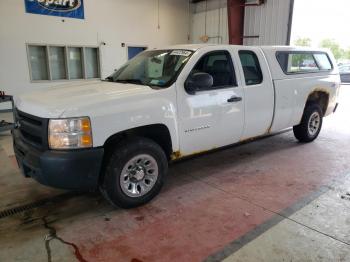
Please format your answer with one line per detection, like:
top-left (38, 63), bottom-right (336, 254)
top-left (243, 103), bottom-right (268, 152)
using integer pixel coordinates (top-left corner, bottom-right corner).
top-left (293, 103), bottom-right (323, 143)
top-left (100, 137), bottom-right (168, 208)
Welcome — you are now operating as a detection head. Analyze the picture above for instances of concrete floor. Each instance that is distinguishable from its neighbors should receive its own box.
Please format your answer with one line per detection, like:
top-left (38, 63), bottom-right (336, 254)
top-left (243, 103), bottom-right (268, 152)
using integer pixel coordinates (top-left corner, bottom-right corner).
top-left (0, 86), bottom-right (350, 262)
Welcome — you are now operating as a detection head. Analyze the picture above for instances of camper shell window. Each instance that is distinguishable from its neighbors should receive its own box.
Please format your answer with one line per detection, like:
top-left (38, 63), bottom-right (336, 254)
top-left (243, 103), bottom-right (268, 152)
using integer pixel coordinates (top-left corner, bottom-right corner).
top-left (276, 51), bottom-right (333, 74)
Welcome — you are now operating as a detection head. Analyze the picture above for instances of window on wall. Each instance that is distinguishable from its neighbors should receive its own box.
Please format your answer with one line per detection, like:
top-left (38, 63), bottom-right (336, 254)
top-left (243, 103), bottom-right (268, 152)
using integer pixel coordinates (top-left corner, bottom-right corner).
top-left (68, 47), bottom-right (83, 79)
top-left (85, 47), bottom-right (100, 78)
top-left (28, 46), bottom-right (49, 81)
top-left (27, 45), bottom-right (100, 81)
top-left (49, 47), bottom-right (66, 80)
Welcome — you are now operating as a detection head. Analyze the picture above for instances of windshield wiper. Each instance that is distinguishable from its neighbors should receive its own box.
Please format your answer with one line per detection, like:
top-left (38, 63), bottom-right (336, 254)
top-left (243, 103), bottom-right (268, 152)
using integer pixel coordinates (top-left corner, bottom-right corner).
top-left (103, 76), bottom-right (114, 82)
top-left (110, 78), bottom-right (157, 88)
top-left (115, 79), bottom-right (146, 86)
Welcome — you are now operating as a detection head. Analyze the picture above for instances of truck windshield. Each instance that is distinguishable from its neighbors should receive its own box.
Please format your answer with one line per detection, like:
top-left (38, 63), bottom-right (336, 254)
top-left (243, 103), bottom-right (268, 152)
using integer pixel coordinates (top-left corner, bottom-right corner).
top-left (106, 50), bottom-right (193, 88)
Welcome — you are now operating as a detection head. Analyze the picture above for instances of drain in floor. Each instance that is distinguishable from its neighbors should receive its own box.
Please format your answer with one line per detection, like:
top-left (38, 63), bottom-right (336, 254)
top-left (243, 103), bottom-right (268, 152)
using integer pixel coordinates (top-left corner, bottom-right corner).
top-left (0, 192), bottom-right (82, 219)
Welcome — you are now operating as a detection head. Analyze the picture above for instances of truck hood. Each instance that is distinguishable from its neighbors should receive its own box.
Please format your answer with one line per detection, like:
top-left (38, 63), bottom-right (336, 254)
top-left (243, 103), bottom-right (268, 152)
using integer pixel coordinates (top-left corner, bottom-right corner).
top-left (15, 81), bottom-right (154, 118)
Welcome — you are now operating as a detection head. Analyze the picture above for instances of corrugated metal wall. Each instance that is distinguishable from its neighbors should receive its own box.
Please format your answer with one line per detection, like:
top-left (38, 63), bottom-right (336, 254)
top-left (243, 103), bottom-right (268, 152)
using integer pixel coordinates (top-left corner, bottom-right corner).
top-left (191, 7), bottom-right (229, 44)
top-left (243, 0), bottom-right (292, 45)
top-left (191, 0), bottom-right (293, 46)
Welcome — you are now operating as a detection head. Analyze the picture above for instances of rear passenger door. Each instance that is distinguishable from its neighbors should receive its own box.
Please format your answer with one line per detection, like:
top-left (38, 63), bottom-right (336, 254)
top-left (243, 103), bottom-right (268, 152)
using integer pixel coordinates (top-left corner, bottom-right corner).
top-left (238, 49), bottom-right (275, 139)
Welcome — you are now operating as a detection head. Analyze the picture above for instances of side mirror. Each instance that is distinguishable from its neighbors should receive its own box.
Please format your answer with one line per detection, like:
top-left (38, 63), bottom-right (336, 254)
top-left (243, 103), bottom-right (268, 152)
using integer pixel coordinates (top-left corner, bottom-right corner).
top-left (185, 72), bottom-right (213, 95)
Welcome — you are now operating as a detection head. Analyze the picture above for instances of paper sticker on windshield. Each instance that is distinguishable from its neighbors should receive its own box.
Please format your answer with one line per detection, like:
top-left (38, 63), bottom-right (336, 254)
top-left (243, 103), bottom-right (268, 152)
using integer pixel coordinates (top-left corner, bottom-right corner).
top-left (170, 50), bottom-right (192, 57)
top-left (150, 79), bottom-right (160, 85)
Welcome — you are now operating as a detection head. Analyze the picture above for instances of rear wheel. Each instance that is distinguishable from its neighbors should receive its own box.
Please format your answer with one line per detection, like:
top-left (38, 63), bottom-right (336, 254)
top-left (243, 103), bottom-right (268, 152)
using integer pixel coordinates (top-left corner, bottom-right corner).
top-left (293, 103), bottom-right (323, 143)
top-left (100, 137), bottom-right (168, 208)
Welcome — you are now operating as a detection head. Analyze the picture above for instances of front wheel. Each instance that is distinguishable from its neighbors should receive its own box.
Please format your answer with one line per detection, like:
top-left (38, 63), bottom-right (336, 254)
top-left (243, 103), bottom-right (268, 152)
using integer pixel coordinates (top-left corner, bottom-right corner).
top-left (293, 103), bottom-right (323, 143)
top-left (100, 137), bottom-right (168, 208)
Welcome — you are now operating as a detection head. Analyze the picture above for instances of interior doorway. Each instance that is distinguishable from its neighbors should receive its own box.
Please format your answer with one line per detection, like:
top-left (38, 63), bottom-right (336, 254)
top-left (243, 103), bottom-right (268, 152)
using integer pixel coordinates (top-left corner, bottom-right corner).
top-left (127, 46), bottom-right (147, 60)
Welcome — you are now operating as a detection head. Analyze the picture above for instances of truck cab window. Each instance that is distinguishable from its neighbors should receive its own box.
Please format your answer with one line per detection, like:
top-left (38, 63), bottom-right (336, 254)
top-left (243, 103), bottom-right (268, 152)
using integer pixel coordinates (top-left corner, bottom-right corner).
top-left (190, 51), bottom-right (236, 89)
top-left (239, 50), bottom-right (263, 85)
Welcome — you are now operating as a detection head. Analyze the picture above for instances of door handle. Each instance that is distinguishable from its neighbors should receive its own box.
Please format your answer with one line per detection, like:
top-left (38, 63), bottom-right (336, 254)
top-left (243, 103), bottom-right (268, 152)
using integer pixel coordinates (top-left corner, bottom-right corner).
top-left (227, 96), bottom-right (242, 103)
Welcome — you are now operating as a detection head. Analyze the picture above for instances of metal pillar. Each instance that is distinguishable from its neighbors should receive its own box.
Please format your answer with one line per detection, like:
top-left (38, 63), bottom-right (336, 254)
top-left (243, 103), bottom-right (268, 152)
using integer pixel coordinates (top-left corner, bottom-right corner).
top-left (227, 0), bottom-right (245, 45)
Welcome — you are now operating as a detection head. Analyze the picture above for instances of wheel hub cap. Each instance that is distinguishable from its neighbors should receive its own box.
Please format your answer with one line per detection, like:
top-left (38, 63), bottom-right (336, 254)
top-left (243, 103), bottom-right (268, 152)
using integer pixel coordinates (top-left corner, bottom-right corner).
top-left (308, 112), bottom-right (321, 136)
top-left (120, 154), bottom-right (159, 198)
top-left (133, 168), bottom-right (145, 181)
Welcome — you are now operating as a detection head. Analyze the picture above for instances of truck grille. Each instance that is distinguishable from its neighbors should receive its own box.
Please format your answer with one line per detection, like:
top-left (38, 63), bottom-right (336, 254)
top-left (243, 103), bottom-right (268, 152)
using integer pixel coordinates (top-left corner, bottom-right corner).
top-left (15, 110), bottom-right (48, 151)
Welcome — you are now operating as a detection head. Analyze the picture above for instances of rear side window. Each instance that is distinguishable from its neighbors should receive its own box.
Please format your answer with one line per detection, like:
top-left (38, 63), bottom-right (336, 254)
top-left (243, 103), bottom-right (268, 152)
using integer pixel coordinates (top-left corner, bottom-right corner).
top-left (239, 51), bottom-right (263, 85)
top-left (276, 51), bottom-right (333, 74)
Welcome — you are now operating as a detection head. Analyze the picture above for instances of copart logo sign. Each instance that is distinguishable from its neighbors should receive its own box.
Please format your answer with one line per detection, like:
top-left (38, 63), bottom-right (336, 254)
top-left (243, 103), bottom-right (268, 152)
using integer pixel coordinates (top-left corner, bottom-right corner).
top-left (37, 0), bottom-right (82, 12)
top-left (24, 0), bottom-right (85, 19)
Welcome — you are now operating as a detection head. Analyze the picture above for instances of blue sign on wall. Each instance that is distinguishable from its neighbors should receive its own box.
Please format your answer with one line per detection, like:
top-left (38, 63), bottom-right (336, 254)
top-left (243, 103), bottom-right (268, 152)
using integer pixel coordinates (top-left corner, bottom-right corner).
top-left (25, 0), bottom-right (85, 20)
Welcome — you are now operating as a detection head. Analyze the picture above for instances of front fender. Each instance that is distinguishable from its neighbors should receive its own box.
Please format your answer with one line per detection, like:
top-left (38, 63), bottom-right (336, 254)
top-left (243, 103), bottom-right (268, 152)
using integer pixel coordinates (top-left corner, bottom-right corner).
top-left (89, 91), bottom-right (179, 151)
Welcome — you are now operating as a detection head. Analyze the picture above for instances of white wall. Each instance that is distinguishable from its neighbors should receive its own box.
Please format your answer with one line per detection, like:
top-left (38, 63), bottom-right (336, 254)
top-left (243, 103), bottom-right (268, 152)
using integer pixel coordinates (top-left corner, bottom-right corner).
top-left (0, 0), bottom-right (190, 102)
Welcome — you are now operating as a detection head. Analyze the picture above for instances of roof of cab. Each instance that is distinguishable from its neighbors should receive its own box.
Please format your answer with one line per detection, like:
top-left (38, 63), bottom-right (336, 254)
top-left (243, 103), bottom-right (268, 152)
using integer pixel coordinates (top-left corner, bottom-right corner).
top-left (153, 44), bottom-right (337, 80)
top-left (159, 44), bottom-right (331, 53)
top-left (160, 44), bottom-right (217, 51)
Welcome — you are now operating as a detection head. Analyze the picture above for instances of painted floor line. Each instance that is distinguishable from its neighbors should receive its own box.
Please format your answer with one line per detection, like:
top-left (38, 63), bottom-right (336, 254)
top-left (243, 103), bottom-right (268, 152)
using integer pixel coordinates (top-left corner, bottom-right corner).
top-left (203, 186), bottom-right (330, 262)
top-left (199, 172), bottom-right (350, 261)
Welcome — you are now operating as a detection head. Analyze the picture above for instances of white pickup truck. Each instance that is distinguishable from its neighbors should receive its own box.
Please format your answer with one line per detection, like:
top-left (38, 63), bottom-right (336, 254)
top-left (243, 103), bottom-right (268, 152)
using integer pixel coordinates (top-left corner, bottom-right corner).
top-left (13, 44), bottom-right (340, 208)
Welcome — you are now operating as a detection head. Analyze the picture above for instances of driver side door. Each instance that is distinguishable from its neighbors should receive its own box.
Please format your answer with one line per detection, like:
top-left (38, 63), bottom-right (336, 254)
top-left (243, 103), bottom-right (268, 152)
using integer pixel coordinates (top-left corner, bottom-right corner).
top-left (176, 49), bottom-right (245, 156)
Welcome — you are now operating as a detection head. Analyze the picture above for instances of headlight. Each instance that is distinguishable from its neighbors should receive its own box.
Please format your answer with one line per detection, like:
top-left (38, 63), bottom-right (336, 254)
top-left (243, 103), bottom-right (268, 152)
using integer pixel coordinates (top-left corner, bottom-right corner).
top-left (48, 117), bottom-right (93, 149)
